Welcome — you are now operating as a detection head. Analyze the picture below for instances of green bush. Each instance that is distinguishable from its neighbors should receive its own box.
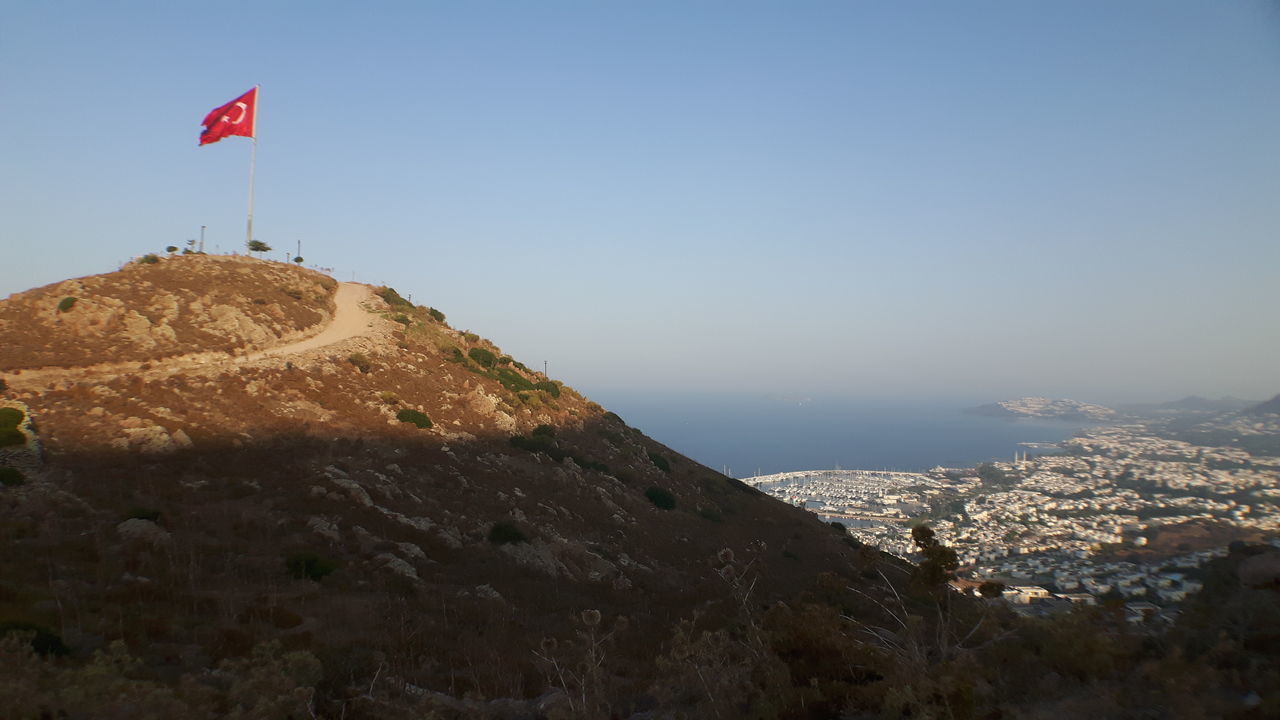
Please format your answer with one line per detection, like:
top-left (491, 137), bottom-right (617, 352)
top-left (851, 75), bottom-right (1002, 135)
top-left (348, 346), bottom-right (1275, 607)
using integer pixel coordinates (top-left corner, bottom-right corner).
top-left (0, 621), bottom-right (69, 656)
top-left (648, 452), bottom-right (672, 473)
top-left (377, 287), bottom-right (414, 308)
top-left (137, 253), bottom-right (160, 264)
top-left (645, 486), bottom-right (676, 510)
top-left (494, 367), bottom-right (535, 392)
top-left (0, 429), bottom-right (25, 447)
top-left (391, 314), bottom-right (411, 326)
top-left (533, 380), bottom-right (561, 398)
top-left (448, 348), bottom-right (466, 364)
top-left (428, 307), bottom-right (445, 322)
top-left (347, 353), bottom-right (371, 373)
top-left (509, 434), bottom-right (567, 462)
top-left (56, 296), bottom-right (76, 313)
top-left (468, 347), bottom-right (497, 368)
top-left (604, 411), bottom-right (625, 425)
top-left (497, 355), bottom-right (513, 366)
top-left (128, 507), bottom-right (161, 522)
top-left (488, 522), bottom-right (528, 545)
top-left (0, 467), bottom-right (24, 487)
top-left (396, 408), bottom-right (432, 429)
top-left (571, 455), bottom-right (609, 473)
top-left (697, 506), bottom-right (723, 522)
top-left (286, 553), bottom-right (339, 581)
top-left (531, 424), bottom-right (556, 439)
top-left (0, 408), bottom-right (23, 428)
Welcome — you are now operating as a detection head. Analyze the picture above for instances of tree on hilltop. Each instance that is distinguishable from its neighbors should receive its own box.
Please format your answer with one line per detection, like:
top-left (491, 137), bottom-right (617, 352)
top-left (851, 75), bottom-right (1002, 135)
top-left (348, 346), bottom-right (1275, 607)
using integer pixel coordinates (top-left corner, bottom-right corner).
top-left (247, 240), bottom-right (272, 256)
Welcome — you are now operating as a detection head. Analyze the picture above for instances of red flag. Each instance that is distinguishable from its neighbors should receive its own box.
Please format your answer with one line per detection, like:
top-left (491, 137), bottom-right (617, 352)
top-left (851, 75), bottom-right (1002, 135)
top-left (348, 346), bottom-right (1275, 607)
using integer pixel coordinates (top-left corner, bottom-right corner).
top-left (199, 87), bottom-right (257, 146)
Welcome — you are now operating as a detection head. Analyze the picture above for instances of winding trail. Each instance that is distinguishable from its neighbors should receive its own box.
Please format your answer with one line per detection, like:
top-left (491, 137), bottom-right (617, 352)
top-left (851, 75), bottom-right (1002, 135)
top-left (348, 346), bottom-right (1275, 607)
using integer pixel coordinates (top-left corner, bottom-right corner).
top-left (3, 282), bottom-right (379, 389)
top-left (244, 282), bottom-right (375, 360)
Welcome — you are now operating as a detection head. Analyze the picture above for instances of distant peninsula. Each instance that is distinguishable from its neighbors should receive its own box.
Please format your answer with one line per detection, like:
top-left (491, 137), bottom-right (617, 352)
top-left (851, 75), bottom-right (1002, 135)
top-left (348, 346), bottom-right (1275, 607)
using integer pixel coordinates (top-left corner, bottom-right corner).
top-left (966, 396), bottom-right (1116, 421)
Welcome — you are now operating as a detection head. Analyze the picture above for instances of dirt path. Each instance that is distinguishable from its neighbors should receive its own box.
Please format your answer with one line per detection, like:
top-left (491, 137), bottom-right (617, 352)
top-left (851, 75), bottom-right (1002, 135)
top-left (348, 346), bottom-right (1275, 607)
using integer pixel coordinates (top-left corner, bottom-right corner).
top-left (243, 282), bottom-right (375, 360)
top-left (3, 282), bottom-right (379, 389)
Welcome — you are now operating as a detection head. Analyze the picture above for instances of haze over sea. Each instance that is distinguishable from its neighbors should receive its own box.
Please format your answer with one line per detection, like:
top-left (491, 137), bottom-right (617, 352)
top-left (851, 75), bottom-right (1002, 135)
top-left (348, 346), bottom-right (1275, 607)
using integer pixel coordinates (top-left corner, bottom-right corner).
top-left (592, 392), bottom-right (1092, 477)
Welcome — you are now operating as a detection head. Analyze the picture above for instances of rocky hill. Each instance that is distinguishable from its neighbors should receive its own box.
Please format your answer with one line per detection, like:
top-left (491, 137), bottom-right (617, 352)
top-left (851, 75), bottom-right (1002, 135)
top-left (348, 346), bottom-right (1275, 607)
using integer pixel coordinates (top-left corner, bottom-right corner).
top-left (2, 255), bottom-right (1276, 719)
top-left (0, 255), bottom-right (918, 717)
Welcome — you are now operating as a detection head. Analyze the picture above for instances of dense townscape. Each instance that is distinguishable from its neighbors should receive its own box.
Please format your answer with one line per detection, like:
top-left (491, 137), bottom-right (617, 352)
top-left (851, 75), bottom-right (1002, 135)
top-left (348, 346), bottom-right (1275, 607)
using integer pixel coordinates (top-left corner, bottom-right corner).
top-left (746, 404), bottom-right (1280, 617)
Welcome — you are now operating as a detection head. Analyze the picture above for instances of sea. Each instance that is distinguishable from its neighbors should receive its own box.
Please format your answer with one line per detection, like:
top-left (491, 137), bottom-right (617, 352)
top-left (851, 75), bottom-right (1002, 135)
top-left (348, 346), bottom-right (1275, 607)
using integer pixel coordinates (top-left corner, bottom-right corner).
top-left (588, 392), bottom-right (1096, 477)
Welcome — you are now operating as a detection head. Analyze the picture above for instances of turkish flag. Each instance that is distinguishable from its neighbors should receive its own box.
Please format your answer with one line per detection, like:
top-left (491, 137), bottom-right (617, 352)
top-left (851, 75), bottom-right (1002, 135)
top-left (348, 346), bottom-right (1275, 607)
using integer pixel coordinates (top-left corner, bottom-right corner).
top-left (199, 87), bottom-right (257, 146)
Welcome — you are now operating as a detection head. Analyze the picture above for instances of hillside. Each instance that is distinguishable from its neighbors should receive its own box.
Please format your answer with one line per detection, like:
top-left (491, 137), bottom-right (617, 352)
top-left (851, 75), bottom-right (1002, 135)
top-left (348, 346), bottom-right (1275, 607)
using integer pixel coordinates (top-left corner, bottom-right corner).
top-left (2, 255), bottom-right (1277, 719)
top-left (0, 255), bottom-right (917, 717)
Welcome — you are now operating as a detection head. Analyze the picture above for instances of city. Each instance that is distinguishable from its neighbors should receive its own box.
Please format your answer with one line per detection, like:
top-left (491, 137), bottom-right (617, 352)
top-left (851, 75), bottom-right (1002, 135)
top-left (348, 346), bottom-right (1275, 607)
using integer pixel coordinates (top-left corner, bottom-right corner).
top-left (745, 412), bottom-right (1280, 619)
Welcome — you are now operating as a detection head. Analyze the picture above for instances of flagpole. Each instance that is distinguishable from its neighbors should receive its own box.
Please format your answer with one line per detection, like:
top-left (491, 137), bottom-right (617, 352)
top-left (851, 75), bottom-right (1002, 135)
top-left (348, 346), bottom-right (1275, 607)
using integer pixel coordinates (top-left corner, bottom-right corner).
top-left (245, 85), bottom-right (259, 251)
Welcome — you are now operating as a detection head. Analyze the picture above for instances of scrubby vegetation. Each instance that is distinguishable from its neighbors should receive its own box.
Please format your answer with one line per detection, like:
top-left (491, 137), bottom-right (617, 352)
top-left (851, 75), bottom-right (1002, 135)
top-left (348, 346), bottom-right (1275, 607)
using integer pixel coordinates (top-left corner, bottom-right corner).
top-left (645, 486), bottom-right (676, 510)
top-left (648, 452), bottom-right (672, 473)
top-left (56, 297), bottom-right (76, 313)
top-left (487, 521), bottom-right (529, 545)
top-left (285, 553), bottom-right (339, 581)
top-left (376, 286), bottom-right (414, 308)
top-left (347, 353), bottom-right (371, 373)
top-left (468, 347), bottom-right (497, 368)
top-left (136, 253), bottom-right (160, 264)
top-left (395, 408), bottom-right (432, 429)
top-left (0, 467), bottom-right (24, 487)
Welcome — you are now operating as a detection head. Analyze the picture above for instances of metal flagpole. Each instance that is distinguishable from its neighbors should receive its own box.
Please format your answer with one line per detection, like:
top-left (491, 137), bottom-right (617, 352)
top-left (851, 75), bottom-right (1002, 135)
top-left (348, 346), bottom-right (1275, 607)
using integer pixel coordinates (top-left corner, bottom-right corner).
top-left (245, 85), bottom-right (259, 250)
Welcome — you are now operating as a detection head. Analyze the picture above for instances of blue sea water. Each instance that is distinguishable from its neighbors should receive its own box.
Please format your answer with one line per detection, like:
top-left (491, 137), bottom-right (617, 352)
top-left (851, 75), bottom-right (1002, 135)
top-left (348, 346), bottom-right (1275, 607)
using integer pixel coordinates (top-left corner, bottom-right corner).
top-left (589, 393), bottom-right (1093, 477)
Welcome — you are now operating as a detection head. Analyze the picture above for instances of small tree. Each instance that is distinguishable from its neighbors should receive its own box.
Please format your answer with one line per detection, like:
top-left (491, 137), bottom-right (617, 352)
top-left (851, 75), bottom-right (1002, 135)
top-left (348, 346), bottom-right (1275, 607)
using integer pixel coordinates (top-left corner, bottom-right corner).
top-left (978, 580), bottom-right (1006, 599)
top-left (247, 239), bottom-right (272, 255)
top-left (293, 256), bottom-right (304, 264)
top-left (165, 245), bottom-right (178, 254)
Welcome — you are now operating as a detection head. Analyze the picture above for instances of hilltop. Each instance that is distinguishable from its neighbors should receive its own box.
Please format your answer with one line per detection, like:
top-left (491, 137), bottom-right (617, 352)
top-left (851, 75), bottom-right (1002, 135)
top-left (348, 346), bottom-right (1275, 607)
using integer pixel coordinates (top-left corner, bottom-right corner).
top-left (2, 254), bottom-right (1277, 718)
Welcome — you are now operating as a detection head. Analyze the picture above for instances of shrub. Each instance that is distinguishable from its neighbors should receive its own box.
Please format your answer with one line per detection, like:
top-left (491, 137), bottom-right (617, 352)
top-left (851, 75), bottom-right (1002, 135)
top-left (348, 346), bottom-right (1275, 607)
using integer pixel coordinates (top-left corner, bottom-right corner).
top-left (127, 507), bottom-right (161, 522)
top-left (494, 367), bottom-right (535, 392)
top-left (391, 314), bottom-right (411, 326)
top-left (604, 411), bottom-right (624, 425)
top-left (645, 486), bottom-right (676, 510)
top-left (0, 622), bottom-right (69, 656)
top-left (347, 353), bottom-right (371, 373)
top-left (396, 408), bottom-right (432, 429)
top-left (286, 553), bottom-right (339, 581)
top-left (293, 256), bottom-right (304, 264)
top-left (531, 424), bottom-right (556, 439)
top-left (468, 347), bottom-right (497, 368)
top-left (497, 355), bottom-right (513, 366)
top-left (377, 287), bottom-right (414, 308)
top-left (56, 296), bottom-right (76, 313)
top-left (0, 467), bottom-right (24, 487)
top-left (448, 347), bottom-right (466, 364)
top-left (697, 506), bottom-right (723, 522)
top-left (165, 245), bottom-right (178, 253)
top-left (0, 429), bottom-right (25, 447)
top-left (428, 307), bottom-right (445, 322)
top-left (0, 379), bottom-right (6, 393)
top-left (379, 391), bottom-right (400, 405)
top-left (247, 239), bottom-right (272, 253)
top-left (533, 380), bottom-right (561, 398)
top-left (571, 455), bottom-right (609, 473)
top-left (648, 452), bottom-right (672, 473)
top-left (137, 253), bottom-right (160, 264)
top-left (509, 434), bottom-right (567, 462)
top-left (462, 332), bottom-right (479, 343)
top-left (488, 522), bottom-right (528, 545)
top-left (0, 407), bottom-right (23, 428)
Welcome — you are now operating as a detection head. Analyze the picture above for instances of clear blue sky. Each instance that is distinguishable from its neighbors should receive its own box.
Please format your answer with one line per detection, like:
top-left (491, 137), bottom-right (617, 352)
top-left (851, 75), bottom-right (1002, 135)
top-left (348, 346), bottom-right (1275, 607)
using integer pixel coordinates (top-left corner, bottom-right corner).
top-left (3, 1), bottom-right (1278, 404)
